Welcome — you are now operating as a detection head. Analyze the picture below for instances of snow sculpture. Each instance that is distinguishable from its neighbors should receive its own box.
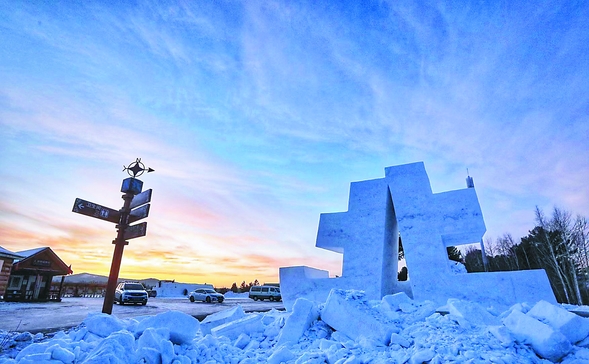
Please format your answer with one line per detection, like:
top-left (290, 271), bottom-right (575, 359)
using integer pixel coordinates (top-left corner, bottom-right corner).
top-left (280, 162), bottom-right (556, 310)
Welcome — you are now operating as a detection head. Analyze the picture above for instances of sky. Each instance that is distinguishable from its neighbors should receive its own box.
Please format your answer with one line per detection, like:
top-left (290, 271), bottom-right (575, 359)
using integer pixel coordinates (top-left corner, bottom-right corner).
top-left (1, 0), bottom-right (588, 288)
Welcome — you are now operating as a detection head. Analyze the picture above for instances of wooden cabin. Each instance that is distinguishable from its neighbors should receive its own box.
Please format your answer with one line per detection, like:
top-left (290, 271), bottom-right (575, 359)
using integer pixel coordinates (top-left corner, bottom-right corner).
top-left (4, 247), bottom-right (72, 302)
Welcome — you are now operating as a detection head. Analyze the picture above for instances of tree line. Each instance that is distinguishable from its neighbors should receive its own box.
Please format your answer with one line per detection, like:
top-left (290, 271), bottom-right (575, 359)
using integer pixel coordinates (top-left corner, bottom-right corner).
top-left (463, 206), bottom-right (589, 305)
top-left (236, 279), bottom-right (259, 293)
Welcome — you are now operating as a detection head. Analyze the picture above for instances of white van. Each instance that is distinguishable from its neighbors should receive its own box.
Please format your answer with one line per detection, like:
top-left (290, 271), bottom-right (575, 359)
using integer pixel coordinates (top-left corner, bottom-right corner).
top-left (249, 285), bottom-right (281, 301)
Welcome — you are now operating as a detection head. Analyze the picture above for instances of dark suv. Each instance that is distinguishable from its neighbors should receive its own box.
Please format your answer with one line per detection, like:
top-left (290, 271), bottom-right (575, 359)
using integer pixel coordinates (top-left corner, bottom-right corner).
top-left (114, 282), bottom-right (148, 305)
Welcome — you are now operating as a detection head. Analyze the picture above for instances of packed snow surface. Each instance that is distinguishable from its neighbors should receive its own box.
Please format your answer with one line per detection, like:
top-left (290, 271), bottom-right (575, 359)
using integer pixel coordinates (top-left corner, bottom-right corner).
top-left (2, 289), bottom-right (589, 363)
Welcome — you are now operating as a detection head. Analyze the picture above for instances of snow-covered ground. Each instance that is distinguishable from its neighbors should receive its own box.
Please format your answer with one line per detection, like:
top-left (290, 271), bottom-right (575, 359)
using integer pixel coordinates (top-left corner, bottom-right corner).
top-left (0, 294), bottom-right (277, 333)
top-left (2, 289), bottom-right (589, 363)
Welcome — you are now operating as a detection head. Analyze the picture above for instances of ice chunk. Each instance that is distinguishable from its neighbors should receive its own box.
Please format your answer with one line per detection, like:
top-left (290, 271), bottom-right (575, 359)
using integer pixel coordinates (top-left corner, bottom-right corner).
top-left (409, 349), bottom-right (435, 364)
top-left (134, 347), bottom-right (161, 364)
top-left (15, 352), bottom-right (51, 363)
top-left (83, 313), bottom-right (125, 338)
top-left (488, 325), bottom-right (513, 347)
top-left (267, 346), bottom-right (295, 364)
top-left (389, 333), bottom-right (411, 348)
top-left (446, 299), bottom-right (500, 326)
top-left (578, 335), bottom-right (589, 348)
top-left (160, 339), bottom-right (175, 364)
top-left (399, 302), bottom-right (417, 313)
top-left (137, 327), bottom-right (170, 352)
top-left (527, 300), bottom-right (589, 344)
top-left (276, 298), bottom-right (319, 345)
top-left (14, 332), bottom-right (34, 342)
top-left (211, 314), bottom-right (264, 341)
top-left (381, 292), bottom-right (412, 312)
top-left (200, 305), bottom-right (246, 335)
top-left (234, 333), bottom-right (251, 349)
top-left (48, 345), bottom-right (75, 364)
top-left (321, 289), bottom-right (396, 345)
top-left (14, 340), bottom-right (69, 362)
top-left (82, 331), bottom-right (136, 364)
top-left (134, 310), bottom-right (199, 345)
top-left (503, 310), bottom-right (571, 362)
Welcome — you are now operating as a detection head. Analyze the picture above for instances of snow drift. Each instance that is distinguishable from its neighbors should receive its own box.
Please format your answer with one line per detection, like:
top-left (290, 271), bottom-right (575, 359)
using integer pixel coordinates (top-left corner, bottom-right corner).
top-left (2, 289), bottom-right (589, 363)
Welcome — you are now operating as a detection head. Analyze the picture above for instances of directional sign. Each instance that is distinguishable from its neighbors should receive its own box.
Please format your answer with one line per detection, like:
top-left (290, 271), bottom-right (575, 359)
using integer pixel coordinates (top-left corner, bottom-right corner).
top-left (73, 198), bottom-right (120, 223)
top-left (124, 222), bottom-right (147, 240)
top-left (129, 204), bottom-right (150, 224)
top-left (130, 189), bottom-right (152, 209)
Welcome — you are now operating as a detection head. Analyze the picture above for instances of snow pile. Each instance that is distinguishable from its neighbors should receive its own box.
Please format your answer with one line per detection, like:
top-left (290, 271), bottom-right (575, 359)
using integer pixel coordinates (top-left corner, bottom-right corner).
top-left (222, 292), bottom-right (250, 299)
top-left (153, 283), bottom-right (214, 298)
top-left (2, 290), bottom-right (589, 363)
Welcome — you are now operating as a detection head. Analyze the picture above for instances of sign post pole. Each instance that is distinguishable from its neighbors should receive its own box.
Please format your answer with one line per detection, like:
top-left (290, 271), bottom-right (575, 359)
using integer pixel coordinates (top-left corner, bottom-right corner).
top-left (102, 190), bottom-right (134, 314)
top-left (71, 158), bottom-right (154, 315)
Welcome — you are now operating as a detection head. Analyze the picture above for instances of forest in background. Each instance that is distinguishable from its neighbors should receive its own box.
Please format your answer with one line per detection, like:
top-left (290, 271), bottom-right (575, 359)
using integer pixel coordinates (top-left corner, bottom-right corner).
top-left (462, 206), bottom-right (589, 305)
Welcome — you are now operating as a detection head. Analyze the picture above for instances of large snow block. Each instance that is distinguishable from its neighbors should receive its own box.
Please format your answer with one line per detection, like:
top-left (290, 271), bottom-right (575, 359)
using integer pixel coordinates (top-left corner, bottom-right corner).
top-left (277, 298), bottom-right (319, 345)
top-left (83, 313), bottom-right (125, 338)
top-left (527, 300), bottom-right (589, 344)
top-left (320, 289), bottom-right (396, 345)
top-left (446, 299), bottom-right (500, 326)
top-left (381, 292), bottom-right (412, 312)
top-left (503, 310), bottom-right (571, 362)
top-left (279, 266), bottom-right (332, 311)
top-left (134, 311), bottom-right (199, 345)
top-left (200, 305), bottom-right (246, 335)
top-left (211, 314), bottom-right (264, 341)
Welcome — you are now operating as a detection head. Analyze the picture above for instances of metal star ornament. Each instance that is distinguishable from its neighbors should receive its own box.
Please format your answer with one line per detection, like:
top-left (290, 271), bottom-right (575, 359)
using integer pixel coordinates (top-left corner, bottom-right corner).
top-left (123, 158), bottom-right (155, 177)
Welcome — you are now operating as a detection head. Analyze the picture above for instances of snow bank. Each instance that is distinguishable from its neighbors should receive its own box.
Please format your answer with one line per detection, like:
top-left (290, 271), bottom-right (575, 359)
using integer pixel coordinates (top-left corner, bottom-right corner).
top-left (222, 292), bottom-right (249, 299)
top-left (2, 290), bottom-right (589, 363)
top-left (153, 282), bottom-right (214, 298)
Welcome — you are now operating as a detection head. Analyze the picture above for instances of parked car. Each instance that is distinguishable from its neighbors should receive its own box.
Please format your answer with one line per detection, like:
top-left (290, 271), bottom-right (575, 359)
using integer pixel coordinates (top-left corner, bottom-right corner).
top-left (249, 285), bottom-right (281, 301)
top-left (114, 282), bottom-right (148, 305)
top-left (188, 288), bottom-right (224, 303)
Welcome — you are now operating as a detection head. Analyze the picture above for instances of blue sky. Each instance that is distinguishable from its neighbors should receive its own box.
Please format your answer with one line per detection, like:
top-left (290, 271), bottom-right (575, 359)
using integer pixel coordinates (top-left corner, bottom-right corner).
top-left (1, 1), bottom-right (588, 286)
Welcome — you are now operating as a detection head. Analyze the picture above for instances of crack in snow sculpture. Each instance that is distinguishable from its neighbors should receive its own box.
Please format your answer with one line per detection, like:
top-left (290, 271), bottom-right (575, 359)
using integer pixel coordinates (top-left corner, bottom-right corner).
top-left (280, 162), bottom-right (556, 311)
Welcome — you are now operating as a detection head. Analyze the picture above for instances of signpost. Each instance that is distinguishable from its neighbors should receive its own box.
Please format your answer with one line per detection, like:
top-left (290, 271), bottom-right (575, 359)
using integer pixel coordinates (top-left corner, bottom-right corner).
top-left (72, 158), bottom-right (154, 314)
top-left (72, 198), bottom-right (120, 223)
top-left (130, 189), bottom-right (152, 209)
top-left (129, 204), bottom-right (150, 224)
top-left (124, 222), bottom-right (147, 240)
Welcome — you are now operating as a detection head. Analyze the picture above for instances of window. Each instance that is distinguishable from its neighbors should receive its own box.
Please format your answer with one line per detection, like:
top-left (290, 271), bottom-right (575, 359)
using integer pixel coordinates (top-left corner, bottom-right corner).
top-left (124, 283), bottom-right (145, 290)
top-left (8, 275), bottom-right (23, 290)
top-left (262, 287), bottom-right (269, 293)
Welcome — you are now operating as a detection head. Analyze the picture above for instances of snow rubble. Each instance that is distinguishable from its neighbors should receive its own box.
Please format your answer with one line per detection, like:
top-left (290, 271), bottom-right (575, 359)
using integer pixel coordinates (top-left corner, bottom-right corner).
top-left (2, 290), bottom-right (589, 364)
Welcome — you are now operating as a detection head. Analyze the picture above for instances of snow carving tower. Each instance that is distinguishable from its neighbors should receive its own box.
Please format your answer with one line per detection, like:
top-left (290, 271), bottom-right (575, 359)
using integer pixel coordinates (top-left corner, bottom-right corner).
top-left (279, 162), bottom-right (556, 310)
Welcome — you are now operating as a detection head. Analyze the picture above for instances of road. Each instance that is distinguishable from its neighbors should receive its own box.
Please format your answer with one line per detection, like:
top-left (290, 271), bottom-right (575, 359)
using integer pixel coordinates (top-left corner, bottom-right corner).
top-left (0, 296), bottom-right (284, 334)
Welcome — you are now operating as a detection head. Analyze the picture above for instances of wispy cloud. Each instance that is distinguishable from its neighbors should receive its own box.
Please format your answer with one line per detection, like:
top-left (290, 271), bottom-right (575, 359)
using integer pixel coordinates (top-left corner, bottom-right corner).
top-left (0, 1), bottom-right (587, 285)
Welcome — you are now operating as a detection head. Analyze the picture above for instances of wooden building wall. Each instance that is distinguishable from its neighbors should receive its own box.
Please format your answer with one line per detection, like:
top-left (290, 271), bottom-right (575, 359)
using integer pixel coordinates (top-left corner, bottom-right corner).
top-left (0, 257), bottom-right (15, 298)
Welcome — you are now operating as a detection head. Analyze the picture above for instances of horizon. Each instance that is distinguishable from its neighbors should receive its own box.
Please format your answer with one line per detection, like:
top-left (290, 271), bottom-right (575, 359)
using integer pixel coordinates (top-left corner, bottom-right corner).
top-left (57, 271), bottom-right (278, 288)
top-left (1, 1), bottom-right (588, 288)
